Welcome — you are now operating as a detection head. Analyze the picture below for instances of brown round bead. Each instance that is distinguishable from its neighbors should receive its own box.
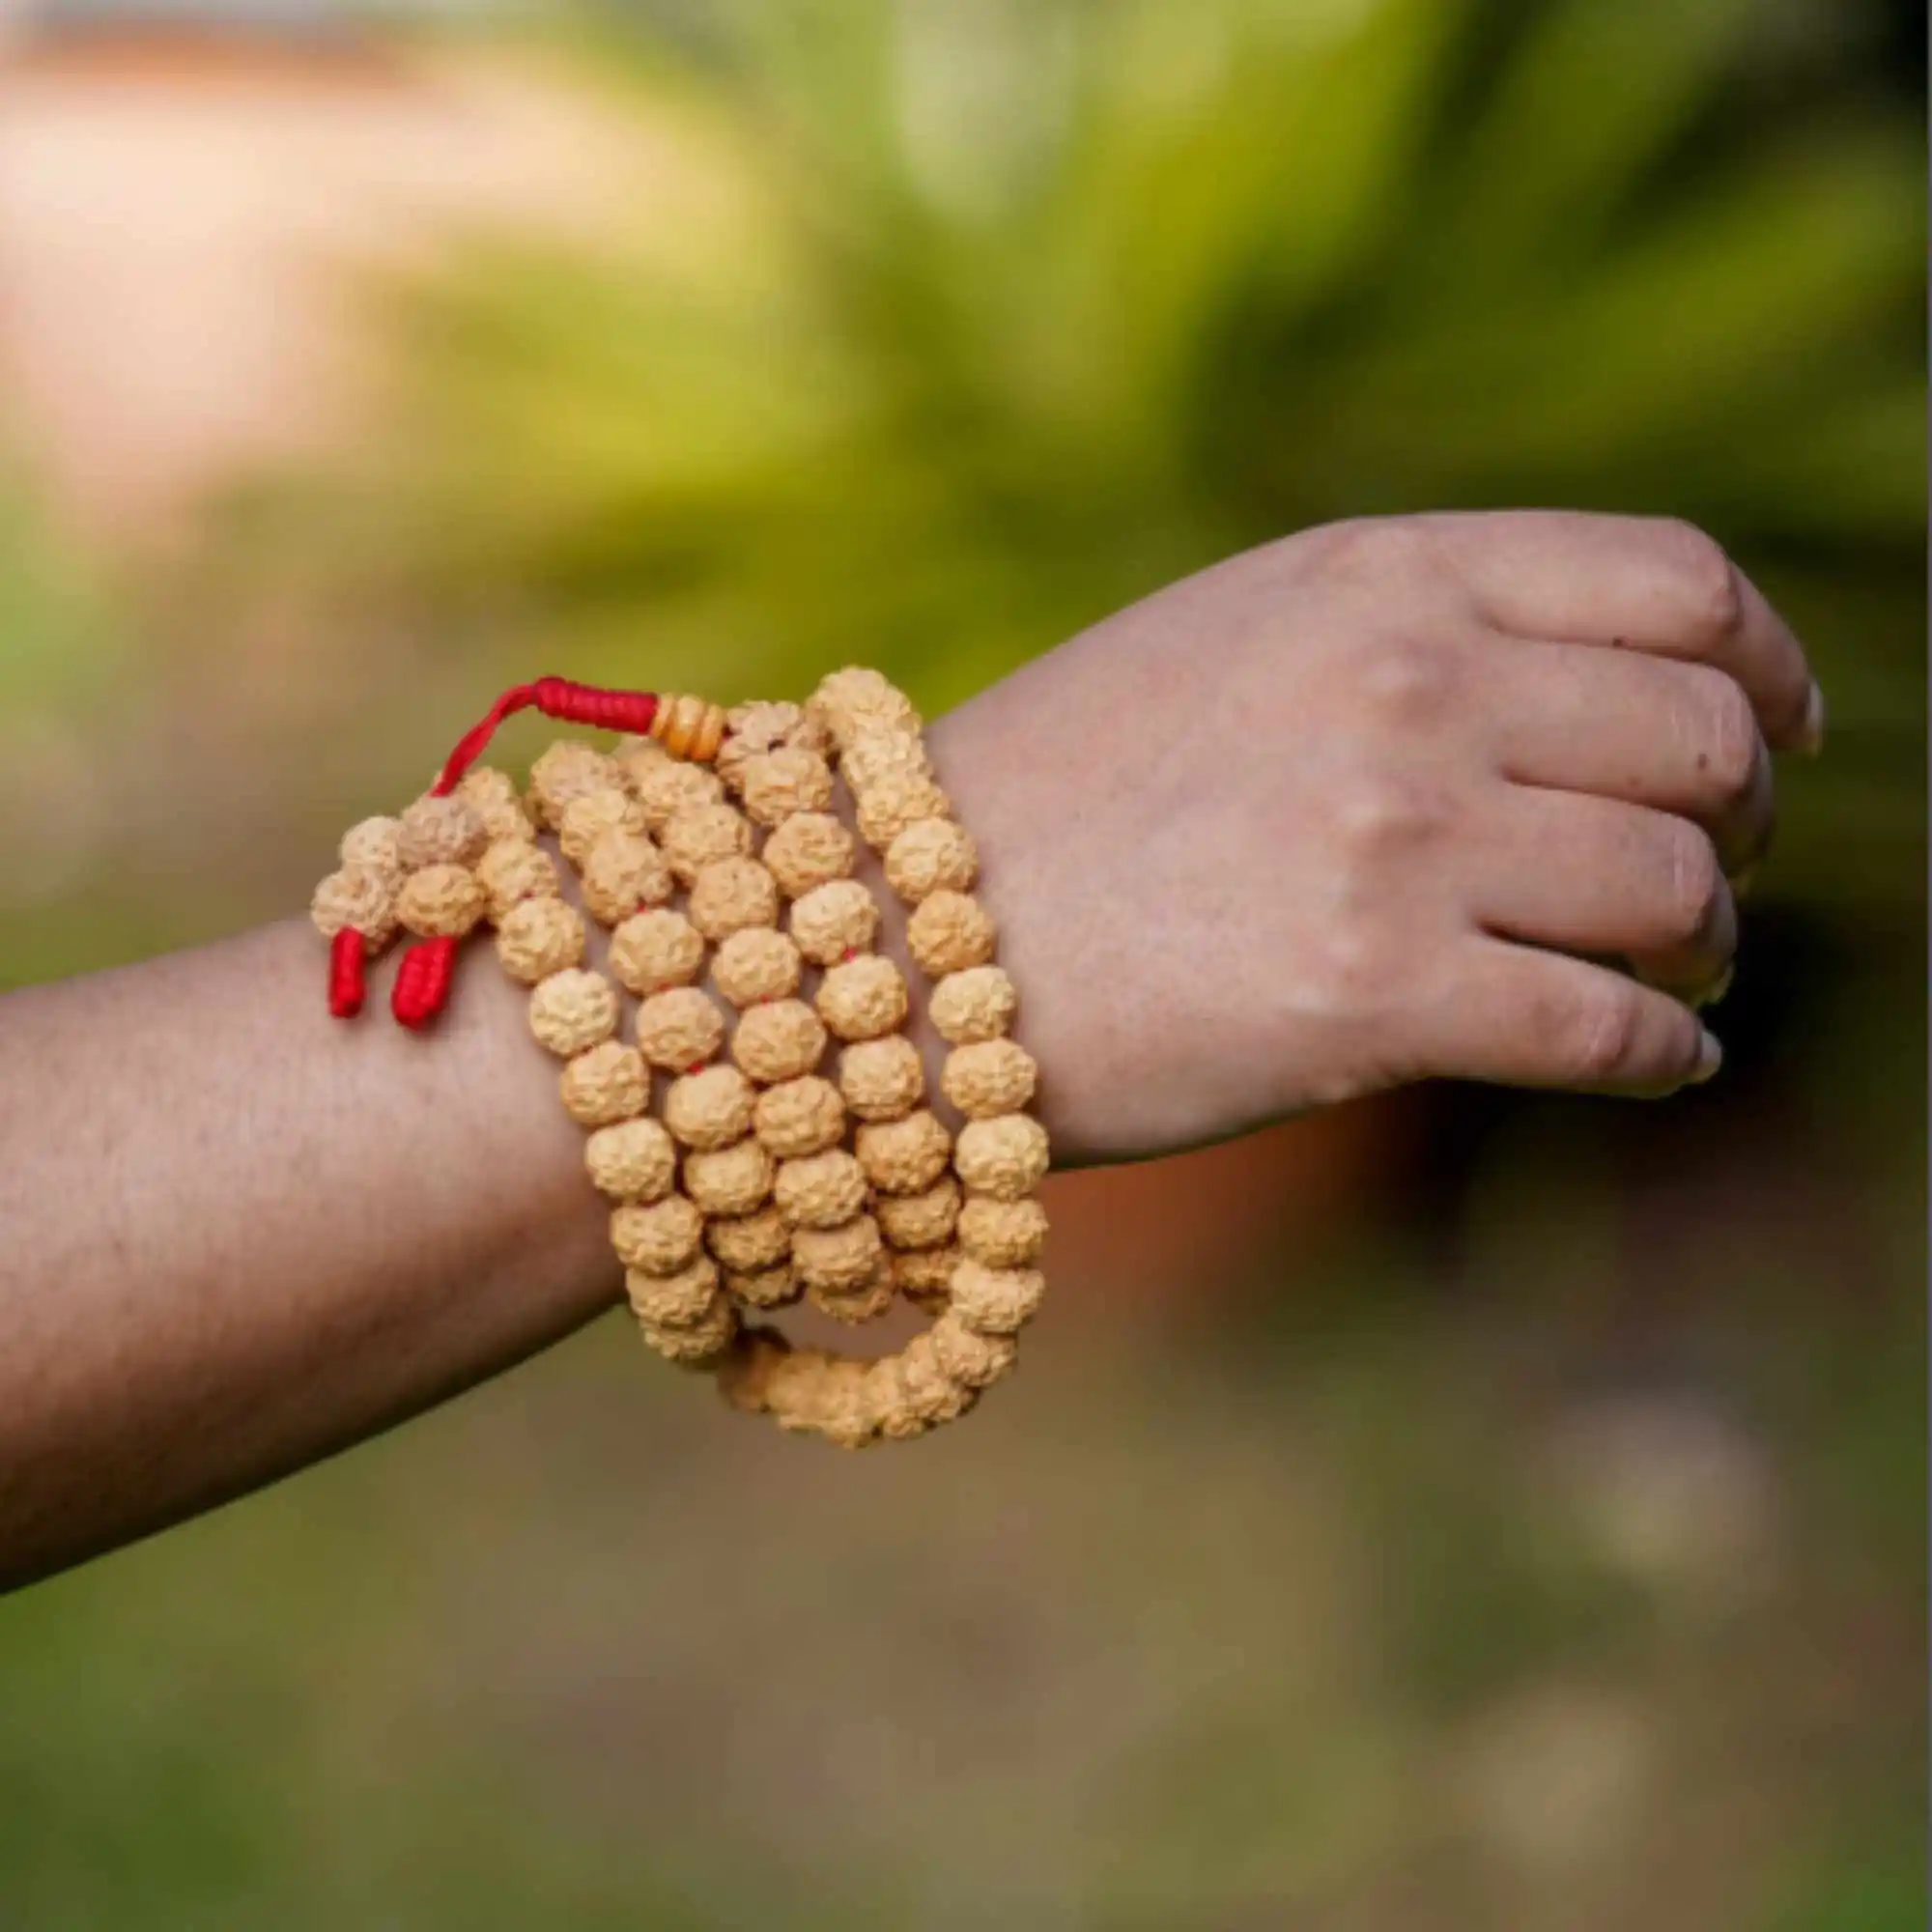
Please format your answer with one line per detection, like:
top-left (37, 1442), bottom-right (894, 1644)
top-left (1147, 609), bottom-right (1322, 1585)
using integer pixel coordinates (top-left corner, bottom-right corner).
top-left (311, 865), bottom-right (399, 948)
top-left (454, 767), bottom-right (528, 843)
top-left (660, 801), bottom-right (753, 886)
top-left (810, 668), bottom-right (921, 747)
top-left (683, 1137), bottom-right (775, 1218)
top-left (611, 737), bottom-right (668, 792)
top-left (875, 1175), bottom-right (960, 1251)
top-left (789, 878), bottom-right (879, 965)
top-left (815, 954), bottom-right (908, 1042)
top-left (753, 1076), bottom-right (846, 1158)
top-left (838, 1036), bottom-right (924, 1122)
top-left (947, 1257), bottom-right (1046, 1336)
top-left (812, 1357), bottom-right (883, 1448)
top-left (810, 1264), bottom-right (895, 1327)
top-left (928, 964), bottom-right (1018, 1044)
top-left (881, 1332), bottom-right (972, 1435)
top-left (496, 896), bottom-right (585, 983)
top-left (942, 1038), bottom-right (1038, 1119)
top-left (626, 1255), bottom-right (721, 1326)
top-left (339, 815), bottom-right (406, 879)
top-left (716, 1325), bottom-right (795, 1414)
top-left (855, 773), bottom-right (952, 853)
top-left (731, 1000), bottom-right (827, 1085)
top-left (907, 890), bottom-right (996, 978)
top-left (956, 1194), bottom-right (1049, 1267)
top-left (612, 1195), bottom-right (705, 1275)
top-left (720, 699), bottom-right (820, 774)
top-left (855, 1110), bottom-right (952, 1196)
top-left (630, 757), bottom-right (723, 834)
top-left (399, 794), bottom-right (488, 869)
top-left (792, 1214), bottom-right (885, 1292)
top-left (711, 927), bottom-right (802, 1009)
top-left (579, 832), bottom-right (673, 927)
top-left (528, 968), bottom-right (619, 1058)
top-left (775, 1150), bottom-right (868, 1230)
top-left (761, 812), bottom-right (856, 898)
top-left (608, 908), bottom-right (704, 995)
top-left (953, 1114), bottom-right (1050, 1200)
top-left (475, 838), bottom-right (559, 920)
top-left (883, 817), bottom-right (977, 903)
top-left (892, 1244), bottom-right (959, 1311)
top-left (688, 858), bottom-right (780, 941)
top-left (706, 1204), bottom-right (791, 1273)
top-left (559, 1039), bottom-right (648, 1127)
top-left (583, 1116), bottom-right (678, 1203)
top-left (639, 1293), bottom-right (738, 1366)
top-left (663, 1064), bottom-right (755, 1150)
top-left (558, 787), bottom-right (646, 868)
top-left (838, 727), bottom-right (933, 792)
top-left (636, 987), bottom-right (726, 1072)
top-left (529, 741), bottom-right (621, 829)
top-left (930, 1307), bottom-right (1019, 1390)
top-left (736, 747), bottom-right (835, 828)
top-left (724, 1264), bottom-right (801, 1312)
top-left (397, 864), bottom-right (486, 939)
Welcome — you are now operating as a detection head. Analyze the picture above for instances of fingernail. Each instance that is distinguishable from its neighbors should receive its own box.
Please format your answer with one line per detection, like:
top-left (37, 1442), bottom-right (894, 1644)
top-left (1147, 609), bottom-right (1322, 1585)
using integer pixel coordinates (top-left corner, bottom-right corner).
top-left (1798, 682), bottom-right (1827, 757)
top-left (1692, 963), bottom-right (1736, 1011)
top-left (1690, 1028), bottom-right (1723, 1084)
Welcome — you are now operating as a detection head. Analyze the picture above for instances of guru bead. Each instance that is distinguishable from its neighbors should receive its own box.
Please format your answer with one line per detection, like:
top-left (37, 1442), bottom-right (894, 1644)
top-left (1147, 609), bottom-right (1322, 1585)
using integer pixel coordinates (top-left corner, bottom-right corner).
top-left (339, 815), bottom-right (406, 879)
top-left (928, 964), bottom-right (1017, 1044)
top-left (907, 890), bottom-right (996, 978)
top-left (711, 927), bottom-right (801, 1009)
top-left (731, 1000), bottom-right (827, 1085)
top-left (875, 1175), bottom-right (959, 1251)
top-left (856, 1110), bottom-right (952, 1196)
top-left (659, 801), bottom-right (752, 886)
top-left (649, 690), bottom-right (728, 763)
top-left (683, 1138), bottom-right (775, 1218)
top-left (583, 1116), bottom-right (677, 1203)
top-left (559, 1039), bottom-right (648, 1127)
top-left (788, 878), bottom-right (878, 965)
top-left (956, 1193), bottom-right (1049, 1267)
top-left (815, 953), bottom-right (909, 1042)
top-left (760, 812), bottom-right (856, 899)
top-left (930, 1307), bottom-right (1019, 1390)
top-left (688, 857), bottom-right (780, 941)
top-left (311, 866), bottom-right (400, 949)
top-left (399, 793), bottom-right (488, 869)
top-left (475, 838), bottom-right (559, 920)
top-left (855, 773), bottom-right (952, 854)
top-left (528, 968), bottom-right (620, 1058)
top-left (495, 896), bottom-right (585, 983)
top-left (558, 786), bottom-right (646, 867)
top-left (774, 1150), bottom-right (867, 1230)
top-left (705, 1204), bottom-right (792, 1272)
top-left (396, 863), bottom-right (486, 939)
top-left (953, 1114), bottom-right (1050, 1200)
top-left (628, 756), bottom-right (723, 833)
top-left (942, 1038), bottom-right (1038, 1119)
top-left (608, 908), bottom-right (704, 995)
top-left (578, 832), bottom-right (673, 927)
top-left (948, 1258), bottom-right (1047, 1336)
top-left (752, 1075), bottom-right (846, 1158)
top-left (664, 1064), bottom-right (755, 1150)
top-left (529, 740), bottom-right (621, 829)
top-left (612, 1195), bottom-right (705, 1275)
top-left (626, 1254), bottom-right (719, 1325)
top-left (791, 1214), bottom-right (885, 1293)
top-left (838, 1036), bottom-right (924, 1122)
top-left (736, 748), bottom-right (835, 827)
top-left (884, 817), bottom-right (976, 903)
top-left (635, 987), bottom-right (726, 1072)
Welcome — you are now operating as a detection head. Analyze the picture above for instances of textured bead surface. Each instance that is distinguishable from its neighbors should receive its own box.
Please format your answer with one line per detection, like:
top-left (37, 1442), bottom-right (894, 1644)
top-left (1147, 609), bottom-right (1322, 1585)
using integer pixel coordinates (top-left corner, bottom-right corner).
top-left (339, 815), bottom-right (406, 879)
top-left (627, 1254), bottom-right (721, 1325)
top-left (753, 1076), bottom-right (846, 1158)
top-left (875, 1175), bottom-right (960, 1251)
top-left (584, 1116), bottom-right (677, 1203)
top-left (810, 1264), bottom-right (895, 1326)
top-left (688, 858), bottom-right (779, 940)
top-left (775, 1150), bottom-right (868, 1230)
top-left (724, 1264), bottom-right (801, 1311)
top-left (731, 999), bottom-right (827, 1085)
top-left (856, 773), bottom-right (952, 853)
top-left (530, 741), bottom-right (621, 829)
top-left (311, 865), bottom-right (399, 947)
top-left (711, 927), bottom-right (802, 1009)
top-left (723, 699), bottom-right (829, 766)
top-left (878, 1333), bottom-right (971, 1436)
top-left (636, 987), bottom-right (726, 1072)
top-left (683, 1137), bottom-right (775, 1218)
top-left (812, 1357), bottom-right (883, 1448)
top-left (399, 794), bottom-right (488, 869)
top-left (664, 1064), bottom-right (755, 1150)
top-left (608, 908), bottom-right (704, 995)
top-left (612, 737), bottom-right (668, 792)
top-left (942, 1038), bottom-right (1038, 1119)
top-left (884, 818), bottom-right (976, 903)
top-left (660, 801), bottom-right (752, 886)
top-left (559, 1040), bottom-right (648, 1126)
top-left (737, 748), bottom-right (835, 827)
top-left (706, 1204), bottom-right (792, 1273)
top-left (948, 1258), bottom-right (1047, 1336)
top-left (558, 787), bottom-right (646, 867)
top-left (528, 968), bottom-right (619, 1057)
top-left (789, 878), bottom-right (878, 965)
top-left (838, 1036), bottom-right (924, 1122)
top-left (495, 896), bottom-right (585, 983)
top-left (810, 667), bottom-right (921, 747)
top-left (953, 1114), bottom-right (1051, 1200)
top-left (856, 1110), bottom-right (952, 1196)
top-left (639, 1293), bottom-right (738, 1366)
top-left (956, 1193), bottom-right (1049, 1267)
top-left (612, 1195), bottom-right (705, 1275)
top-left (931, 1307), bottom-right (1019, 1389)
top-left (397, 863), bottom-right (486, 939)
top-left (792, 1214), bottom-right (885, 1293)
top-left (838, 727), bottom-right (933, 792)
top-left (476, 838), bottom-right (559, 920)
top-left (579, 832), bottom-right (673, 926)
top-left (631, 757), bottom-right (723, 833)
top-left (454, 767), bottom-right (528, 844)
top-left (928, 965), bottom-right (1018, 1044)
top-left (761, 812), bottom-right (856, 899)
top-left (907, 890), bottom-right (996, 978)
top-left (892, 1244), bottom-right (959, 1310)
top-left (815, 954), bottom-right (909, 1042)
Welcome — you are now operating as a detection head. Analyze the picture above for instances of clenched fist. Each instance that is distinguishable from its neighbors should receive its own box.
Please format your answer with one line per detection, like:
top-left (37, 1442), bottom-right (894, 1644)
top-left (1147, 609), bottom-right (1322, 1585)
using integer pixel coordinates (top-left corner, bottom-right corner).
top-left (930, 512), bottom-right (1822, 1164)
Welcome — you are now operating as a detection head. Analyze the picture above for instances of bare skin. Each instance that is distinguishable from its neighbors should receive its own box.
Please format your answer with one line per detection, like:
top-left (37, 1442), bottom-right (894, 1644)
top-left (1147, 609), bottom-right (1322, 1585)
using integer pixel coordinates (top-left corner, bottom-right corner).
top-left (0, 513), bottom-right (1819, 1590)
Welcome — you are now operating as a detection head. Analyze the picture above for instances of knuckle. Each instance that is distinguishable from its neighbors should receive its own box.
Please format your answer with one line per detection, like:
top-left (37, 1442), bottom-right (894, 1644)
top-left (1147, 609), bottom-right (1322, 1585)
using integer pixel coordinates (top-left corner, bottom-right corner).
top-left (1302, 515), bottom-right (1428, 583)
top-left (1330, 773), bottom-right (1442, 861)
top-left (1556, 982), bottom-right (1643, 1084)
top-left (1355, 636), bottom-right (1458, 725)
top-left (1657, 518), bottom-right (1744, 640)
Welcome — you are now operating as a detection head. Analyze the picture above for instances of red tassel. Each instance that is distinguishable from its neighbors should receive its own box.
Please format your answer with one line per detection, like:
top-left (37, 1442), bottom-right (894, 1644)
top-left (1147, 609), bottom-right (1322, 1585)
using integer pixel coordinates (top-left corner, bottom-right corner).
top-left (392, 936), bottom-right (459, 1030)
top-left (328, 927), bottom-right (368, 1018)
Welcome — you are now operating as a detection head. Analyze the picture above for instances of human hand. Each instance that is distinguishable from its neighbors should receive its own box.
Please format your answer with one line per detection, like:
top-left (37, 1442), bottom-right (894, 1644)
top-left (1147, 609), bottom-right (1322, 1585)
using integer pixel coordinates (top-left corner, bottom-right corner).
top-left (929, 512), bottom-right (1821, 1165)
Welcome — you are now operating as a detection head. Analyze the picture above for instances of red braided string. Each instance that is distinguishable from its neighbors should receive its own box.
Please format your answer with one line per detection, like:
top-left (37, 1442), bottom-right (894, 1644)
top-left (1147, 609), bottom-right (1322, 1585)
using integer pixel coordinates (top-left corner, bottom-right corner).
top-left (328, 928), bottom-right (367, 1018)
top-left (392, 936), bottom-right (458, 1030)
top-left (430, 678), bottom-right (660, 795)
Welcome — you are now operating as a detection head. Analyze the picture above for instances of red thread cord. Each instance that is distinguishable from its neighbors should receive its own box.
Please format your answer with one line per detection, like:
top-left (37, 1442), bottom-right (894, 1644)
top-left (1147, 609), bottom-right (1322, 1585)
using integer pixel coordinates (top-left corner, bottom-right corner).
top-left (328, 928), bottom-right (367, 1018)
top-left (430, 678), bottom-right (660, 796)
top-left (392, 936), bottom-right (459, 1030)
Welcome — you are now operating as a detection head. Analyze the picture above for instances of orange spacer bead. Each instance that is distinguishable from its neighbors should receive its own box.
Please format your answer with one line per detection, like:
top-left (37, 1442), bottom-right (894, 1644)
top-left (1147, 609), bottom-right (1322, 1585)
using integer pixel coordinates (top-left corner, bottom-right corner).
top-left (650, 692), bottom-right (728, 763)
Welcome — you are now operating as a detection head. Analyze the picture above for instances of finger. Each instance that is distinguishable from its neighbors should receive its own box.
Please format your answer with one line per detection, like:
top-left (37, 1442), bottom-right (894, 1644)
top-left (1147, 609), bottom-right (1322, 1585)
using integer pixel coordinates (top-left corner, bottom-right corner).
top-left (1485, 638), bottom-right (1776, 875)
top-left (1427, 511), bottom-right (1820, 753)
top-left (1418, 934), bottom-right (1721, 1096)
top-left (1471, 788), bottom-right (1737, 1003)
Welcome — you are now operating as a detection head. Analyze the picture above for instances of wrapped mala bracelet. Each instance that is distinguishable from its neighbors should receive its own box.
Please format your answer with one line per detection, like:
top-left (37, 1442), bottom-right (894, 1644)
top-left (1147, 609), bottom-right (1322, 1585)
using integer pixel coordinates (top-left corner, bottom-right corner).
top-left (309, 670), bottom-right (1049, 1447)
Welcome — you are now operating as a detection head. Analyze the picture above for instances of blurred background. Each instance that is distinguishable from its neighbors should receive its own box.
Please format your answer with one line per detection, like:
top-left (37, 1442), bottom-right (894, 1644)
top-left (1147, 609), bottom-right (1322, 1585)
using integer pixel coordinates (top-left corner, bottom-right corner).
top-left (0, 0), bottom-right (1922, 1924)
